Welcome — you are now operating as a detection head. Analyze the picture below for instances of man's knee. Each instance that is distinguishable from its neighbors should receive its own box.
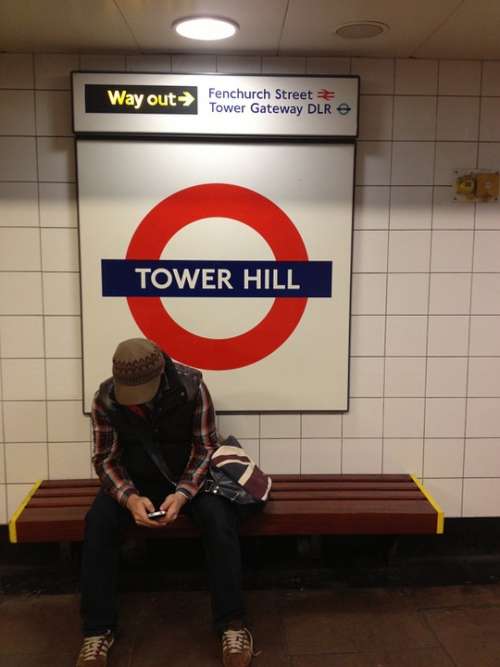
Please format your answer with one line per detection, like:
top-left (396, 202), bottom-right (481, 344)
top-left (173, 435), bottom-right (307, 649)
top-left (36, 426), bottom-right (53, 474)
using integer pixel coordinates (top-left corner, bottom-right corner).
top-left (84, 492), bottom-right (128, 538)
top-left (190, 494), bottom-right (239, 537)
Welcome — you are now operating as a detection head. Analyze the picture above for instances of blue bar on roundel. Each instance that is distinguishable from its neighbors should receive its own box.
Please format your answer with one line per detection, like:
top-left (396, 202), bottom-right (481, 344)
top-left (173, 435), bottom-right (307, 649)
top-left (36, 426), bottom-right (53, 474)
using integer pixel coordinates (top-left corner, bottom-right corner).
top-left (101, 259), bottom-right (333, 298)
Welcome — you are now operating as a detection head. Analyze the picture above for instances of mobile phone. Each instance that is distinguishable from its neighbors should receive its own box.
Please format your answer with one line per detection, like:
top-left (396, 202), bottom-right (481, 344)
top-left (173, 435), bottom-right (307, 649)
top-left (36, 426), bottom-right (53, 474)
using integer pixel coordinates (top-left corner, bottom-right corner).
top-left (147, 510), bottom-right (166, 520)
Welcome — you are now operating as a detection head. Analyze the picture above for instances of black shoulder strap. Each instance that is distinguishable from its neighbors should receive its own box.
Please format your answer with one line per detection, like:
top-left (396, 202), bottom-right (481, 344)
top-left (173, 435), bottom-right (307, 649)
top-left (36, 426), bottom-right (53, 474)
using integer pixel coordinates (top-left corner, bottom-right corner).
top-left (131, 427), bottom-right (176, 487)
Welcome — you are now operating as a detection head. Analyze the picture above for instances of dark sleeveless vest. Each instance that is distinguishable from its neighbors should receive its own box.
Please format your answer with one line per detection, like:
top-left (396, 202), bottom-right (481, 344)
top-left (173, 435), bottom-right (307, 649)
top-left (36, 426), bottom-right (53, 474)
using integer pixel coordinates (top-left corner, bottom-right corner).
top-left (96, 356), bottom-right (201, 487)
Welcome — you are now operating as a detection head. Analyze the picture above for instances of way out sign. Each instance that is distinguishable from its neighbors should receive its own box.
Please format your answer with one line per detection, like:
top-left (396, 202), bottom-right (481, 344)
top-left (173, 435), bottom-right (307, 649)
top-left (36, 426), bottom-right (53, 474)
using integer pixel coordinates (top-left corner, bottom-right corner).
top-left (75, 74), bottom-right (357, 413)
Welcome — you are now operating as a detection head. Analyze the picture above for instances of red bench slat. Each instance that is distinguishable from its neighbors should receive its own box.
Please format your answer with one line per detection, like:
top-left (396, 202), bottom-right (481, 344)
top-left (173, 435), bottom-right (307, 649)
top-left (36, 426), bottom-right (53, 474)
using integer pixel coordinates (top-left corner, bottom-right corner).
top-left (29, 489), bottom-right (426, 507)
top-left (271, 482), bottom-right (417, 491)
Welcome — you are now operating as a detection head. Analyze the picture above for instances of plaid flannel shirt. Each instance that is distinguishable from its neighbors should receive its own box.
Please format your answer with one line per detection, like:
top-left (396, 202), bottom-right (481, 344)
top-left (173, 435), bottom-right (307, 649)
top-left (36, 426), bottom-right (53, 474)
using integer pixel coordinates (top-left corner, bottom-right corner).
top-left (91, 378), bottom-right (218, 507)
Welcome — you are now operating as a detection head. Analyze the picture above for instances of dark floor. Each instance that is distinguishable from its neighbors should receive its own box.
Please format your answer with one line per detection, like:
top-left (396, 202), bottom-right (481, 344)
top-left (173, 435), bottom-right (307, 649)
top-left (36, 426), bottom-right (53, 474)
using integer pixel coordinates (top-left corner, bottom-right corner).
top-left (3, 520), bottom-right (500, 666)
top-left (1, 583), bottom-right (500, 666)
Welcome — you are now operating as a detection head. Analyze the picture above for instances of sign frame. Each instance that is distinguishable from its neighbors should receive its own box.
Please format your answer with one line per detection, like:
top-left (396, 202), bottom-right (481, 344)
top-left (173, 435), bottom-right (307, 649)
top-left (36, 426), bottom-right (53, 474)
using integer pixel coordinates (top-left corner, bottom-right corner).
top-left (72, 71), bottom-right (359, 141)
top-left (73, 72), bottom-right (359, 415)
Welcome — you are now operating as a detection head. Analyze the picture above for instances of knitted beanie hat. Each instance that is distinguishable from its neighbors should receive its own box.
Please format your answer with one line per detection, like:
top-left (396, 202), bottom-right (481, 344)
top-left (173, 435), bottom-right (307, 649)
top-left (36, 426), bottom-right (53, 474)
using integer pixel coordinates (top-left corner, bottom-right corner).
top-left (112, 338), bottom-right (165, 405)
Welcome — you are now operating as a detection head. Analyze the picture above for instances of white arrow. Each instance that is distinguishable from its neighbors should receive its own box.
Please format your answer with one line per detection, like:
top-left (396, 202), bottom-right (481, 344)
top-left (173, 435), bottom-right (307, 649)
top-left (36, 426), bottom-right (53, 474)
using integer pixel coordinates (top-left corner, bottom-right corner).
top-left (178, 91), bottom-right (195, 107)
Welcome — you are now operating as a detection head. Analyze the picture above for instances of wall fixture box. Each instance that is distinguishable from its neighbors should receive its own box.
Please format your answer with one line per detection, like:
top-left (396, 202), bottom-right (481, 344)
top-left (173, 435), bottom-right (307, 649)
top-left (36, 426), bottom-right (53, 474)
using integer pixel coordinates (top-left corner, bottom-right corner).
top-left (454, 169), bottom-right (499, 203)
top-left (476, 172), bottom-right (499, 200)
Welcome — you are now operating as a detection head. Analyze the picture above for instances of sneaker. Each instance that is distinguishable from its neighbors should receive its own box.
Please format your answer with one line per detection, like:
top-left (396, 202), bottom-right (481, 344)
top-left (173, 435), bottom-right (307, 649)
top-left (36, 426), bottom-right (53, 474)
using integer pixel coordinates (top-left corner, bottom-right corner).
top-left (222, 626), bottom-right (256, 667)
top-left (76, 631), bottom-right (114, 666)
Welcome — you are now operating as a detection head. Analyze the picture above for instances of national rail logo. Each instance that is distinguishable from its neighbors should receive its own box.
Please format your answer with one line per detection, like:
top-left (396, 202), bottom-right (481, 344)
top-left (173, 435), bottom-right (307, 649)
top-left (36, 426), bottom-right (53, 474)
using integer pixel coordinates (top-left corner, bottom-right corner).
top-left (101, 184), bottom-right (333, 370)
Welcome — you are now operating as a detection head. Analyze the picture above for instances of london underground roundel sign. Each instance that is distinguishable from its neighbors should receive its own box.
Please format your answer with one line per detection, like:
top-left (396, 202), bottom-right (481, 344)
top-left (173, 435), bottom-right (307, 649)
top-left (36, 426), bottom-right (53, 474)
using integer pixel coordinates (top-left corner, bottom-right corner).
top-left (126, 183), bottom-right (308, 370)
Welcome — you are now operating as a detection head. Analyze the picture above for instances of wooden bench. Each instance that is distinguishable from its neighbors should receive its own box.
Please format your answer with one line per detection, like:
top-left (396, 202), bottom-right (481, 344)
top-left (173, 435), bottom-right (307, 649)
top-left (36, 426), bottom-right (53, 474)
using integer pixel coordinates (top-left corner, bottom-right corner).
top-left (9, 474), bottom-right (443, 543)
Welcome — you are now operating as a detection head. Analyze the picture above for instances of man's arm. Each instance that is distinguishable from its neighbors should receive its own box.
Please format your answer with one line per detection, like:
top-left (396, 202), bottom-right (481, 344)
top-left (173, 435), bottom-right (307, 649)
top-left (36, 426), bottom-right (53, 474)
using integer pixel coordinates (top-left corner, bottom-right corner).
top-left (175, 380), bottom-right (218, 500)
top-left (91, 396), bottom-right (140, 507)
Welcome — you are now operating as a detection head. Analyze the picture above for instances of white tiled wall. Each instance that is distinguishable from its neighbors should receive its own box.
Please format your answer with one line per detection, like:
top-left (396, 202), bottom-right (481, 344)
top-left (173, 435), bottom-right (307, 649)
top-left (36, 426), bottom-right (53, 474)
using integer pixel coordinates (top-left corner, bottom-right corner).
top-left (1, 52), bottom-right (499, 522)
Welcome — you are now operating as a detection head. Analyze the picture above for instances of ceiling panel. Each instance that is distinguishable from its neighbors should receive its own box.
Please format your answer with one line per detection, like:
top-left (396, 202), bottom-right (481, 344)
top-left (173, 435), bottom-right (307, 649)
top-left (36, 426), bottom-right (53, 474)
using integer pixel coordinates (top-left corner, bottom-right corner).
top-left (116, 0), bottom-right (288, 54)
top-left (280, 0), bottom-right (461, 57)
top-left (413, 0), bottom-right (500, 59)
top-left (0, 0), bottom-right (498, 60)
top-left (0, 0), bottom-right (138, 52)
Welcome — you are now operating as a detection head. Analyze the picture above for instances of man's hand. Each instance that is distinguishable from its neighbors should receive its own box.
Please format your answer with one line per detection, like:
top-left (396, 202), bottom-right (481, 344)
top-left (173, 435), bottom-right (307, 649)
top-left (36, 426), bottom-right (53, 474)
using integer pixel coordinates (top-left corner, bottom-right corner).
top-left (126, 494), bottom-right (163, 528)
top-left (158, 492), bottom-right (188, 525)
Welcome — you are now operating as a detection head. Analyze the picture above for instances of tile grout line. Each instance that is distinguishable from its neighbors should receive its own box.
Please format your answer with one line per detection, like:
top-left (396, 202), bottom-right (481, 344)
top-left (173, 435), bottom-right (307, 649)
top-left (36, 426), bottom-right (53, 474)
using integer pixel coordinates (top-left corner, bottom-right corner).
top-left (78, 73), bottom-right (94, 482)
top-left (9, 472), bottom-right (500, 480)
top-left (339, 56), bottom-right (353, 474)
top-left (33, 50), bottom-right (51, 485)
top-left (7, 269), bottom-right (500, 276)
top-left (380, 57), bottom-right (396, 474)
top-left (3, 433), bottom-right (500, 441)
top-left (421, 62), bottom-right (441, 484)
top-left (257, 55), bottom-right (263, 470)
top-left (0, 309), bottom-right (7, 522)
top-left (299, 411), bottom-right (302, 475)
top-left (460, 60), bottom-right (485, 517)
top-left (340, 55), bottom-right (354, 474)
top-left (419, 608), bottom-right (460, 667)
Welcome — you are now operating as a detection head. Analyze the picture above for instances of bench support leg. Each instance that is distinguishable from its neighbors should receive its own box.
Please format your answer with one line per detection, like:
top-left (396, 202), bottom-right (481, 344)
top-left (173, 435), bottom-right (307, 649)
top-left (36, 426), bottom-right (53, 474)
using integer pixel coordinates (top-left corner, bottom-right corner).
top-left (59, 541), bottom-right (72, 564)
top-left (59, 541), bottom-right (80, 574)
top-left (297, 535), bottom-right (323, 562)
top-left (387, 536), bottom-right (400, 565)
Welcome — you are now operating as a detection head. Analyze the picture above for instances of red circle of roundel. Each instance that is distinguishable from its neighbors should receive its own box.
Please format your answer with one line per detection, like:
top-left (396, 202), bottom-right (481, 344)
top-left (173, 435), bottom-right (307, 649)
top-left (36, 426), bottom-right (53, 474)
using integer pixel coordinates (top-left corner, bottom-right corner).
top-left (126, 183), bottom-right (308, 370)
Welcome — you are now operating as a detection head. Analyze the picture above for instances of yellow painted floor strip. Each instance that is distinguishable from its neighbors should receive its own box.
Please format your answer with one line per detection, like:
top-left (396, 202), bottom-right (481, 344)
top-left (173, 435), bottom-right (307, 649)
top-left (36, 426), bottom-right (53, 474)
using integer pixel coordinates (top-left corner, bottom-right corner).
top-left (8, 480), bottom-right (43, 543)
top-left (411, 475), bottom-right (445, 534)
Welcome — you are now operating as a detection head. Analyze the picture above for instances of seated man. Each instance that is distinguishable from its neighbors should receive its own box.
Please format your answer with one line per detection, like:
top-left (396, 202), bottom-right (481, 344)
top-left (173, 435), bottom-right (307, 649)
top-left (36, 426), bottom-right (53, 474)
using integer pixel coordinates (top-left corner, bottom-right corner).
top-left (77, 337), bottom-right (258, 667)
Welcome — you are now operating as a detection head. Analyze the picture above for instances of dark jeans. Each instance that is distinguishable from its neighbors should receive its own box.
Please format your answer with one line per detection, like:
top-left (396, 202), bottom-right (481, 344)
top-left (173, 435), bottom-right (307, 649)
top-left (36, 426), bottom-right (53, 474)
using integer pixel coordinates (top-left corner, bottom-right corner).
top-left (80, 484), bottom-right (259, 637)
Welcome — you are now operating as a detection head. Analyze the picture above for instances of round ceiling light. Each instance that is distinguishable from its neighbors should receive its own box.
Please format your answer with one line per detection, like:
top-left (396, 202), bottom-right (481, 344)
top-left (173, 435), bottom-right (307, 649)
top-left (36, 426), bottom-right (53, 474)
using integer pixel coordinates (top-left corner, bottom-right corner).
top-left (173, 16), bottom-right (239, 41)
top-left (335, 21), bottom-right (389, 39)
